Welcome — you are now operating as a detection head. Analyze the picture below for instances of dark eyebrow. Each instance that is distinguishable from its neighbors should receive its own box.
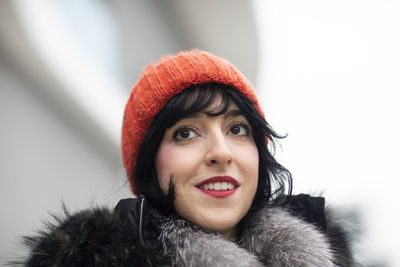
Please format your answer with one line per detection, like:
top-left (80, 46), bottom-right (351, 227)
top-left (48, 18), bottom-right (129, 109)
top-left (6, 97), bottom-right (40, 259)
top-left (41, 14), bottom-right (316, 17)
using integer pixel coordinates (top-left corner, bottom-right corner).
top-left (223, 109), bottom-right (244, 119)
top-left (180, 109), bottom-right (243, 120)
top-left (182, 113), bottom-right (202, 120)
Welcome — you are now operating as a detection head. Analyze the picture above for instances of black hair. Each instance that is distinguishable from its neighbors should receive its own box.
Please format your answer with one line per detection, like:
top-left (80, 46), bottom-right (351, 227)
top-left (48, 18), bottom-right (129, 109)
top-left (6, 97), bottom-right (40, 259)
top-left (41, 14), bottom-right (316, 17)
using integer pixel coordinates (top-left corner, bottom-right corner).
top-left (134, 82), bottom-right (292, 215)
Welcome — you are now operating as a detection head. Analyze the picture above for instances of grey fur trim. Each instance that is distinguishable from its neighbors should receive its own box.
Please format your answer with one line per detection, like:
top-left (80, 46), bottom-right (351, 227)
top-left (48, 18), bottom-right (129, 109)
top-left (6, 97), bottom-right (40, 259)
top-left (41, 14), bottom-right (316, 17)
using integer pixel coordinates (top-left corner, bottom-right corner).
top-left (159, 207), bottom-right (336, 267)
top-left (240, 207), bottom-right (335, 266)
top-left (159, 216), bottom-right (263, 267)
top-left (325, 206), bottom-right (362, 266)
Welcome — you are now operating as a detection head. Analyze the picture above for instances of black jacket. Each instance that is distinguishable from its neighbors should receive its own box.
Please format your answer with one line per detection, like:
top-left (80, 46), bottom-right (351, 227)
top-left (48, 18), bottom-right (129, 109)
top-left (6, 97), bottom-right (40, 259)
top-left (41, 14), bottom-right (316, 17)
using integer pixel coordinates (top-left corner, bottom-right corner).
top-left (19, 194), bottom-right (357, 266)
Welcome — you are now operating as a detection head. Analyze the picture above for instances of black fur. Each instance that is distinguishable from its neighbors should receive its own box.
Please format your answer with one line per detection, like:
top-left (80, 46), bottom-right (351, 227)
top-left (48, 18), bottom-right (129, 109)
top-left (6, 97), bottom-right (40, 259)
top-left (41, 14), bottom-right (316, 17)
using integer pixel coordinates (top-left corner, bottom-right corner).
top-left (18, 207), bottom-right (143, 266)
top-left (13, 198), bottom-right (359, 266)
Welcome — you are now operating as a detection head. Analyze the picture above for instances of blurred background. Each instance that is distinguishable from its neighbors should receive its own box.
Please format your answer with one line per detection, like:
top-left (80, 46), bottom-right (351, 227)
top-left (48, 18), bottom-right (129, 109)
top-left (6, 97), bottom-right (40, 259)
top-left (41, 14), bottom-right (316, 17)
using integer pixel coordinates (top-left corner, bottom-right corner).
top-left (1, 0), bottom-right (399, 266)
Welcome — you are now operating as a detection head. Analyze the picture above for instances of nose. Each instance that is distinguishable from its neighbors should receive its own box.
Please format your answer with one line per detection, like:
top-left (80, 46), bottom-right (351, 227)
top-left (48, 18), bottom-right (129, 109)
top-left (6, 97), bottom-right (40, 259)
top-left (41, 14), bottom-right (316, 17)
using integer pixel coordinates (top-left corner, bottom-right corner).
top-left (204, 133), bottom-right (233, 167)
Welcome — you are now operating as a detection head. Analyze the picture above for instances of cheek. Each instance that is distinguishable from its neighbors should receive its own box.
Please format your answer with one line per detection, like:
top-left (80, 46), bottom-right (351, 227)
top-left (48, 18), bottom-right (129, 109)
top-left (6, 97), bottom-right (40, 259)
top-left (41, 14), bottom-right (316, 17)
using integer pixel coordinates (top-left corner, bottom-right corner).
top-left (242, 143), bottom-right (259, 189)
top-left (155, 144), bottom-right (174, 191)
top-left (242, 143), bottom-right (259, 171)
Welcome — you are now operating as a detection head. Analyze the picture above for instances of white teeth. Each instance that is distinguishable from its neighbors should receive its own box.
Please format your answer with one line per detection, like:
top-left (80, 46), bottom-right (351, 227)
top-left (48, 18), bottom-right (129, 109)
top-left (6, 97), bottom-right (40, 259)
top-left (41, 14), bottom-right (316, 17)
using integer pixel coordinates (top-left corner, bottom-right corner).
top-left (214, 182), bottom-right (221, 190)
top-left (221, 182), bottom-right (228, 190)
top-left (200, 182), bottom-right (236, 191)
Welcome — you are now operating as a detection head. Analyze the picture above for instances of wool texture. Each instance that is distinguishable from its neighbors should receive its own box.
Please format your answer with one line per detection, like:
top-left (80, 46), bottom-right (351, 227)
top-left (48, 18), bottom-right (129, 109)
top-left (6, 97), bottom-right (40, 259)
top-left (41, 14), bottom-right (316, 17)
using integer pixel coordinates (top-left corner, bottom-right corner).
top-left (121, 50), bottom-right (264, 195)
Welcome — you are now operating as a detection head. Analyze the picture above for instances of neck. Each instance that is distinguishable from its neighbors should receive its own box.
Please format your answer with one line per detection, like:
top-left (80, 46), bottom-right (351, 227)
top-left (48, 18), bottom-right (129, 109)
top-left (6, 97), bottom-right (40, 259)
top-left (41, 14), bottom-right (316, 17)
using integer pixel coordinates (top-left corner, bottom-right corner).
top-left (220, 227), bottom-right (238, 242)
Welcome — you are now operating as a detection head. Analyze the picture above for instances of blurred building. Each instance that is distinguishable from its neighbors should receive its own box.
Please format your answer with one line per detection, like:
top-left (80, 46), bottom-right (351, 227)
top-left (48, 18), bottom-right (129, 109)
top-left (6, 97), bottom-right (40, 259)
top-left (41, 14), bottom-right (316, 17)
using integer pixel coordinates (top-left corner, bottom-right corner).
top-left (0, 0), bottom-right (258, 264)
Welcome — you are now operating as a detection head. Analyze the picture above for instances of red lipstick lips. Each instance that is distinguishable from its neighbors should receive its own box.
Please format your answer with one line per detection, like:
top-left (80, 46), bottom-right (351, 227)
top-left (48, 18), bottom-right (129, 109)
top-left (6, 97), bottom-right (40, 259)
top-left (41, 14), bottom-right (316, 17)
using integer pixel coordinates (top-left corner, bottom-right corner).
top-left (196, 176), bottom-right (239, 198)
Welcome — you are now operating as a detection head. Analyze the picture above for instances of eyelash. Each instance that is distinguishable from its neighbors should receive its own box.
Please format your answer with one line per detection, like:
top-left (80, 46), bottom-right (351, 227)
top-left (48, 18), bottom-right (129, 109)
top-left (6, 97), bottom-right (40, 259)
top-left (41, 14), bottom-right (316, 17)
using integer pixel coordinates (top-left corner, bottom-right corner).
top-left (172, 121), bottom-right (251, 141)
top-left (229, 121), bottom-right (251, 136)
top-left (173, 126), bottom-right (197, 141)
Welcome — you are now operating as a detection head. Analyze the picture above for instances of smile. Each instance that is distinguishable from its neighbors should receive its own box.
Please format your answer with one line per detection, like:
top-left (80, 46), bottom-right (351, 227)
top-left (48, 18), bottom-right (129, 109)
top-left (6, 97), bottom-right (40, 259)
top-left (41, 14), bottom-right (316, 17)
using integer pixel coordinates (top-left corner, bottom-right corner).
top-left (200, 182), bottom-right (235, 190)
top-left (196, 176), bottom-right (239, 198)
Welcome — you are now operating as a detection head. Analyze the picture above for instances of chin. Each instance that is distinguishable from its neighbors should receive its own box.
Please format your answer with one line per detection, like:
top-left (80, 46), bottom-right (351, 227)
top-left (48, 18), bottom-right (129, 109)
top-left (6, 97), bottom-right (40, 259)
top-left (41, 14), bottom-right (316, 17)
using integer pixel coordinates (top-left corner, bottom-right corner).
top-left (190, 212), bottom-right (242, 234)
top-left (173, 195), bottom-right (252, 236)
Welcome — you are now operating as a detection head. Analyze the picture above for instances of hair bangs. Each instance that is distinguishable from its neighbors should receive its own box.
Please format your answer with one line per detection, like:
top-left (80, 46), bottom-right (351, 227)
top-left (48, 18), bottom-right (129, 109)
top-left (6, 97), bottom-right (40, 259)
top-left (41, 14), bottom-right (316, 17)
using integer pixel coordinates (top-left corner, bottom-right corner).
top-left (162, 83), bottom-right (231, 128)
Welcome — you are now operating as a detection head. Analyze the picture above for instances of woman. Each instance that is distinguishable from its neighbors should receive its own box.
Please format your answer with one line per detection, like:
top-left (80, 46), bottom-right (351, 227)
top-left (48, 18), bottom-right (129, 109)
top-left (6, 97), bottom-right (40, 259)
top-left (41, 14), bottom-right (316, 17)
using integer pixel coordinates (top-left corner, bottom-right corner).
top-left (20, 50), bottom-right (356, 266)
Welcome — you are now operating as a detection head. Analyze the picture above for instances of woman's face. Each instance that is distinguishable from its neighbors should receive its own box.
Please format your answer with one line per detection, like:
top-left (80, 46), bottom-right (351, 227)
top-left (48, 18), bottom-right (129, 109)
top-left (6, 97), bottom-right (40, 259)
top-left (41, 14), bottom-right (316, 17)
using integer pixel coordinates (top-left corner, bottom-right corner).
top-left (155, 100), bottom-right (259, 239)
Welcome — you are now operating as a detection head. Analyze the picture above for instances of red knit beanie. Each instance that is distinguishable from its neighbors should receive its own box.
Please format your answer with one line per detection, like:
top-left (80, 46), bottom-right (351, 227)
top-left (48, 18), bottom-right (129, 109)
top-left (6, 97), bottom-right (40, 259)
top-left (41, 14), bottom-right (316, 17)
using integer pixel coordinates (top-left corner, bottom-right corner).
top-left (122, 49), bottom-right (265, 195)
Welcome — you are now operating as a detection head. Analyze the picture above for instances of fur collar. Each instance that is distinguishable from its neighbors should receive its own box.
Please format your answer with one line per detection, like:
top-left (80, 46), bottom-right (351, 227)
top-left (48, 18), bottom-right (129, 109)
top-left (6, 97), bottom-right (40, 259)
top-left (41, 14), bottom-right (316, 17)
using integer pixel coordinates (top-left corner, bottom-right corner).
top-left (17, 197), bottom-right (356, 266)
top-left (159, 206), bottom-right (334, 266)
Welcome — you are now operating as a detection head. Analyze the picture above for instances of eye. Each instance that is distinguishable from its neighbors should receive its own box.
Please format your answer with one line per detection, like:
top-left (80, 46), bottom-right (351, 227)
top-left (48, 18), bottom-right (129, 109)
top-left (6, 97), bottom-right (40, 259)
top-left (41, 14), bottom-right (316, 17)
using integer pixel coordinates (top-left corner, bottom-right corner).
top-left (229, 123), bottom-right (250, 136)
top-left (173, 127), bottom-right (197, 140)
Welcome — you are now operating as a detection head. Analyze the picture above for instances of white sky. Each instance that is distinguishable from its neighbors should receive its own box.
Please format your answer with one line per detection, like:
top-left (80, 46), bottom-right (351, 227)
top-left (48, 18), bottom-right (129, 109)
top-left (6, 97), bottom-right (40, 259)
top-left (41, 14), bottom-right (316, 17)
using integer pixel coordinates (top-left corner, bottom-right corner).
top-left (253, 1), bottom-right (400, 266)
